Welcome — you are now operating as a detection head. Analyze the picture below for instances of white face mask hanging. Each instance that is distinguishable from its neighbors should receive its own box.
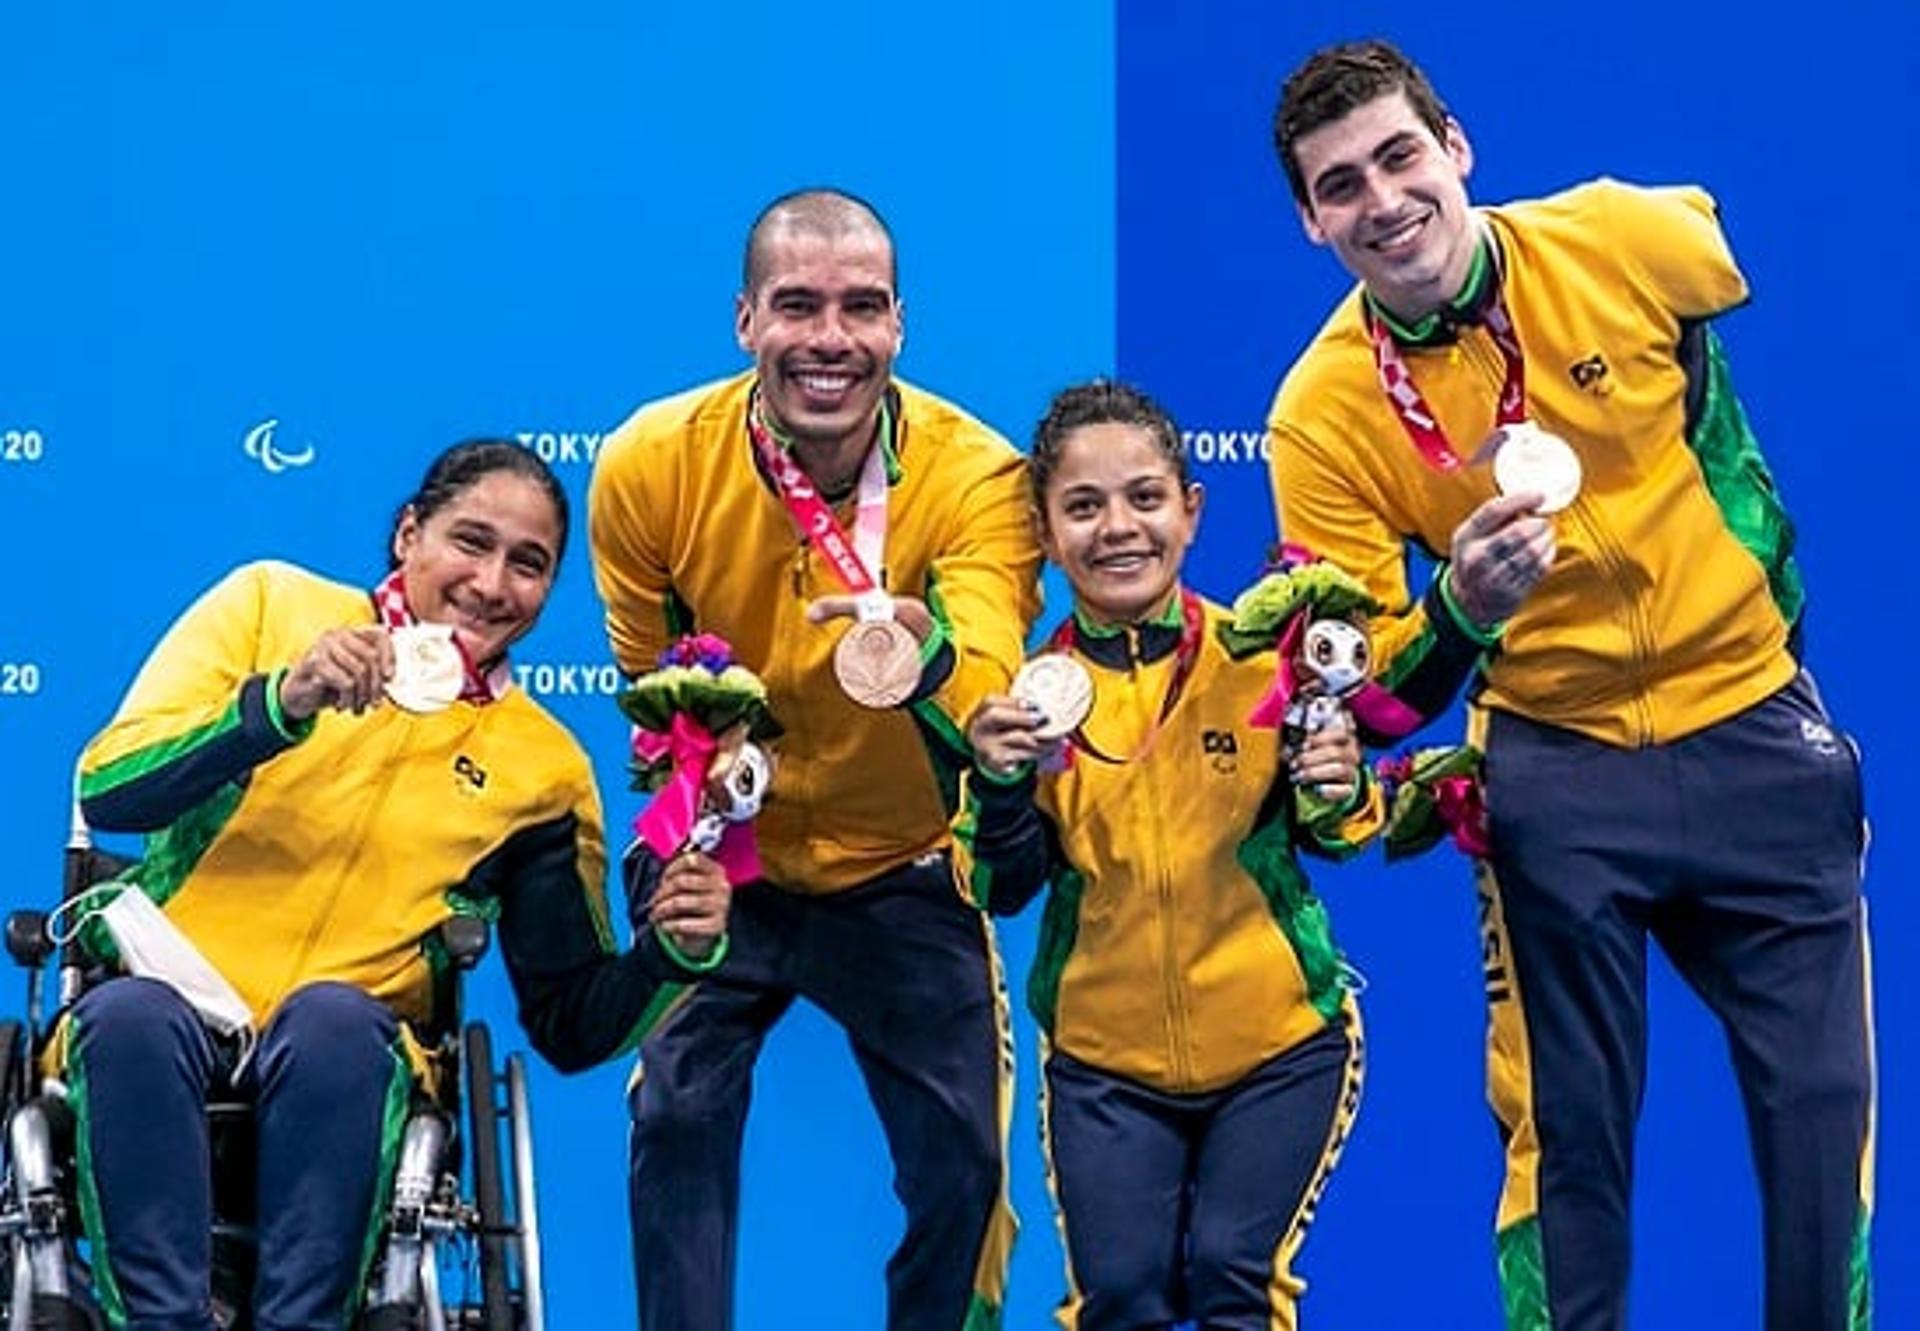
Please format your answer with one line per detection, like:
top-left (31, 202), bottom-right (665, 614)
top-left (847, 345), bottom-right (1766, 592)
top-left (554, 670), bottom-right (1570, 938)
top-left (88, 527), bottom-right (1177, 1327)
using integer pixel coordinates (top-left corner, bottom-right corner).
top-left (49, 883), bottom-right (257, 1068)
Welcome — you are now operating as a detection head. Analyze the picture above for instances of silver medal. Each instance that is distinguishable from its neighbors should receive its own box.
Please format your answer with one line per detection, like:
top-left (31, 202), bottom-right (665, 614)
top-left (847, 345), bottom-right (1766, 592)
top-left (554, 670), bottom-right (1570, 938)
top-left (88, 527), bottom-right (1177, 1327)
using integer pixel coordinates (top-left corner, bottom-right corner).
top-left (385, 623), bottom-right (464, 714)
top-left (1011, 654), bottom-right (1095, 742)
top-left (1493, 422), bottom-right (1582, 514)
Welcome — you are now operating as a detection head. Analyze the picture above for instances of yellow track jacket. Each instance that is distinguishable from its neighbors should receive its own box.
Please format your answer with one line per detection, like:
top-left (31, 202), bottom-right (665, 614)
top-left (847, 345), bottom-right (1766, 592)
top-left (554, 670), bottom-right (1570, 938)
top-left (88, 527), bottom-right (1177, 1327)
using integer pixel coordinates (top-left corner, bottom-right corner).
top-left (952, 596), bottom-right (1383, 1095)
top-left (1270, 179), bottom-right (1803, 747)
top-left (77, 561), bottom-right (703, 1072)
top-left (589, 374), bottom-right (1044, 894)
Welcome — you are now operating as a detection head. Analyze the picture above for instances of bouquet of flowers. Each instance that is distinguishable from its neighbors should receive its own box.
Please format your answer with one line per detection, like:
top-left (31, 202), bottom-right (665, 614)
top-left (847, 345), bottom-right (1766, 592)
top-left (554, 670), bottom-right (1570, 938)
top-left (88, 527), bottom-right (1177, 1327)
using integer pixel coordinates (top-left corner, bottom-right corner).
top-left (618, 634), bottom-right (780, 883)
top-left (1218, 551), bottom-right (1380, 662)
top-left (1373, 744), bottom-right (1490, 860)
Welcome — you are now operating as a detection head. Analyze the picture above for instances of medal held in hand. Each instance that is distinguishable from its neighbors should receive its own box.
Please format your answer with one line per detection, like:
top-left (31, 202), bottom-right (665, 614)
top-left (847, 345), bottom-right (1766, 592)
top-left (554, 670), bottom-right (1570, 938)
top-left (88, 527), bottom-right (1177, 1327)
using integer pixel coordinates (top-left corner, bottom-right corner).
top-left (833, 593), bottom-right (923, 710)
top-left (1493, 421), bottom-right (1582, 513)
top-left (1011, 653), bottom-right (1095, 741)
top-left (1367, 254), bottom-right (1582, 518)
top-left (385, 623), bottom-right (464, 713)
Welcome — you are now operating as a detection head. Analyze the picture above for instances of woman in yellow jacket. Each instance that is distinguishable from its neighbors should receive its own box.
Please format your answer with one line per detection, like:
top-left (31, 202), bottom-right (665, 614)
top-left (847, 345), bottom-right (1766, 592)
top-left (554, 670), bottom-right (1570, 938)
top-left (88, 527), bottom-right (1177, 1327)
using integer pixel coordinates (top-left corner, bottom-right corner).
top-left (960, 381), bottom-right (1382, 1330)
top-left (65, 440), bottom-right (728, 1330)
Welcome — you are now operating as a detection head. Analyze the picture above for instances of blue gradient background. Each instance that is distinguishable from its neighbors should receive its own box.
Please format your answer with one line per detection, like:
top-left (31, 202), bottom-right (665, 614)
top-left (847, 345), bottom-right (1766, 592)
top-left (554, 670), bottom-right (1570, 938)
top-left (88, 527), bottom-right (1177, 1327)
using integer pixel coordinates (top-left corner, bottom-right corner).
top-left (1, 3), bottom-right (1909, 1326)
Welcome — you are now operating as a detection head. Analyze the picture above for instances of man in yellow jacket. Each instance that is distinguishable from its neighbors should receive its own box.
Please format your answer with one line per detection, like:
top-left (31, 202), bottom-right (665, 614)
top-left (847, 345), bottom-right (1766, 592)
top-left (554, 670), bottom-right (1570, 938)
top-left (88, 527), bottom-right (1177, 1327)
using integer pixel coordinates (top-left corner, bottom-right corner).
top-left (589, 189), bottom-right (1041, 1331)
top-left (1266, 39), bottom-right (1872, 1331)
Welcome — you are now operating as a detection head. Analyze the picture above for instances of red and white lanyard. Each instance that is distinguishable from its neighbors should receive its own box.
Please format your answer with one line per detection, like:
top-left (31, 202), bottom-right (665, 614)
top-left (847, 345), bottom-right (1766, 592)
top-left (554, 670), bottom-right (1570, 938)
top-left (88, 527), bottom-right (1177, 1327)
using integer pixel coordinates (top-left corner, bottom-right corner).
top-left (1367, 291), bottom-right (1527, 472)
top-left (746, 396), bottom-right (890, 601)
top-left (1046, 588), bottom-right (1205, 765)
top-left (370, 571), bottom-right (505, 703)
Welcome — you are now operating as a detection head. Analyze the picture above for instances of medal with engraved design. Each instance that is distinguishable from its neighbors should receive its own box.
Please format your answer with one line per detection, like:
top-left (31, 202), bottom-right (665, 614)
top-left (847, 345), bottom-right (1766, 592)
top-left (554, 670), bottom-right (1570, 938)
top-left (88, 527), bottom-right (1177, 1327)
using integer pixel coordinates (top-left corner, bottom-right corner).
top-left (385, 623), bottom-right (464, 713)
top-left (1492, 421), bottom-right (1582, 514)
top-left (1011, 653), bottom-right (1094, 741)
top-left (747, 389), bottom-right (921, 710)
top-left (832, 593), bottom-right (922, 710)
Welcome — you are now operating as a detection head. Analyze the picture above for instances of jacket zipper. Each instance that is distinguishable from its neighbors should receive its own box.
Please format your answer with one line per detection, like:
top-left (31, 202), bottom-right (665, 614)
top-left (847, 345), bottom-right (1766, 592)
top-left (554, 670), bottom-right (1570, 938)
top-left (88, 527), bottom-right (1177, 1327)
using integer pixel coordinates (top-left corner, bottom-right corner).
top-left (1131, 627), bottom-right (1192, 1090)
top-left (1567, 502), bottom-right (1656, 744)
top-left (781, 541), bottom-right (815, 848)
top-left (1459, 334), bottom-right (1656, 743)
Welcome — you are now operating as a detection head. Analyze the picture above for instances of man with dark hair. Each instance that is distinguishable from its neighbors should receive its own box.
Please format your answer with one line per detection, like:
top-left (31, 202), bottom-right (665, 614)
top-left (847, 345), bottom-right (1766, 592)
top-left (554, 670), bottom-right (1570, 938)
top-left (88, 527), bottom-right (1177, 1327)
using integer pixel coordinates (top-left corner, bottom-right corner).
top-left (1266, 38), bottom-right (1873, 1331)
top-left (589, 187), bottom-right (1037, 1330)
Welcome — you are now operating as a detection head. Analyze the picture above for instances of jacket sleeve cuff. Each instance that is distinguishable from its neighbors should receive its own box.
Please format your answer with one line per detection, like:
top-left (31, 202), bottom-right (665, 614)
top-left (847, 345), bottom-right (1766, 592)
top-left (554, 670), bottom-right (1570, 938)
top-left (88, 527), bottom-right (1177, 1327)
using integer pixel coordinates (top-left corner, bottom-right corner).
top-left (906, 614), bottom-right (956, 704)
top-left (973, 759), bottom-right (1038, 792)
top-left (1297, 764), bottom-right (1374, 825)
top-left (260, 668), bottom-right (317, 744)
top-left (1430, 568), bottom-right (1506, 649)
top-left (647, 925), bottom-right (730, 976)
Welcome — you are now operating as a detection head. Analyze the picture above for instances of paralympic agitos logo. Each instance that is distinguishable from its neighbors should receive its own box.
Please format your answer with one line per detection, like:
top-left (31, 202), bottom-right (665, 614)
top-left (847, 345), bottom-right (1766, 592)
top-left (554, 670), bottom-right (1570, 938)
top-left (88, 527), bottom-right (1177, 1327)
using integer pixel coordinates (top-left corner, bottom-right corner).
top-left (242, 418), bottom-right (317, 474)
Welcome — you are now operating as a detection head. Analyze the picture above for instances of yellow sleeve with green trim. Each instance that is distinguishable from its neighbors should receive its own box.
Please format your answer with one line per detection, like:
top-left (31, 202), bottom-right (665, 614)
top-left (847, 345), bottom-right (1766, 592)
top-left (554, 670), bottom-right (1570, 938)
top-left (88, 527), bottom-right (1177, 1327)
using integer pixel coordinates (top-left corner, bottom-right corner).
top-left (1269, 423), bottom-right (1489, 733)
top-left (85, 564), bottom-right (277, 773)
top-left (917, 445), bottom-right (1043, 738)
top-left (79, 563), bottom-right (314, 831)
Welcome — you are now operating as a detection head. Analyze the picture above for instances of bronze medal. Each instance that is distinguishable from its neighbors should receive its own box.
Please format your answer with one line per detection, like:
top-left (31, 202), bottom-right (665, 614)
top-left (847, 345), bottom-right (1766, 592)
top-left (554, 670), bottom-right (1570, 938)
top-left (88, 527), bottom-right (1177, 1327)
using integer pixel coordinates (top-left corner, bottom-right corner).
top-left (834, 618), bottom-right (922, 709)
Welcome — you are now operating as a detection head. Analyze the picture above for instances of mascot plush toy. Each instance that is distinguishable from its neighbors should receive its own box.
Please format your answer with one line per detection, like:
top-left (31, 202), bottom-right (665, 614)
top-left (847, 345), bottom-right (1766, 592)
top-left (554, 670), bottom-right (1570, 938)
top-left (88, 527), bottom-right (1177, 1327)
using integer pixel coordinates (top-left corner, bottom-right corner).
top-left (1221, 548), bottom-right (1486, 855)
top-left (1218, 547), bottom-right (1410, 744)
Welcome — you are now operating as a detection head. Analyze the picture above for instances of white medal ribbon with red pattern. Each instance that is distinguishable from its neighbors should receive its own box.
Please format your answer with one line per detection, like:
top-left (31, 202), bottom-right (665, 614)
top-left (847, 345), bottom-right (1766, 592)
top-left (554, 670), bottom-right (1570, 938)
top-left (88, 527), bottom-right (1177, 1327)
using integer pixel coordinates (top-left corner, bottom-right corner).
top-left (371, 571), bottom-right (509, 705)
top-left (746, 400), bottom-right (890, 603)
top-left (1367, 290), bottom-right (1528, 472)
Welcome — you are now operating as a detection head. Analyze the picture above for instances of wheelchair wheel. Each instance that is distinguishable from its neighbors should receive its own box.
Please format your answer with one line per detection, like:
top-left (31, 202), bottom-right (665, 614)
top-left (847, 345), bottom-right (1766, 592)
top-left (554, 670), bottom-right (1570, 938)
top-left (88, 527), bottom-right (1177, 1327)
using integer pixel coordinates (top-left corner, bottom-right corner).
top-left (502, 1055), bottom-right (543, 1331)
top-left (0, 1049), bottom-right (104, 1331)
top-left (460, 1025), bottom-right (511, 1331)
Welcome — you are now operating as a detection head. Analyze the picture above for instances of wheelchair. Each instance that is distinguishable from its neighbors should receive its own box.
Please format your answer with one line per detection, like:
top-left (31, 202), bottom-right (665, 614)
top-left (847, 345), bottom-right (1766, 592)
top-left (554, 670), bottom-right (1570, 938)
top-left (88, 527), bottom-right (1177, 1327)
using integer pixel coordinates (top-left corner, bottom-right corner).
top-left (0, 811), bottom-right (547, 1331)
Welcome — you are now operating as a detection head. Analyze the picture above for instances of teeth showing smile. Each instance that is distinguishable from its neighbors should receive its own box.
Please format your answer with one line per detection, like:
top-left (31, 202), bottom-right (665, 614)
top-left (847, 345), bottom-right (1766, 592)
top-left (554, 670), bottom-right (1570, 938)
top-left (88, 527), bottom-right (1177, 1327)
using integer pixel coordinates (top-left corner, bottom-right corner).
top-left (1370, 213), bottom-right (1429, 252)
top-left (1094, 552), bottom-right (1153, 572)
top-left (794, 370), bottom-right (856, 395)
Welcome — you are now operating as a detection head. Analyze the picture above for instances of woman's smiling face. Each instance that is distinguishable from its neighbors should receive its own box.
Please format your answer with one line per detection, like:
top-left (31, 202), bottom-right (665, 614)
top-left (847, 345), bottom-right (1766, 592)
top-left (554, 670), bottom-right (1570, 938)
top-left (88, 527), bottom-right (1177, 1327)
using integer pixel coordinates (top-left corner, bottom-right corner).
top-left (391, 470), bottom-right (561, 665)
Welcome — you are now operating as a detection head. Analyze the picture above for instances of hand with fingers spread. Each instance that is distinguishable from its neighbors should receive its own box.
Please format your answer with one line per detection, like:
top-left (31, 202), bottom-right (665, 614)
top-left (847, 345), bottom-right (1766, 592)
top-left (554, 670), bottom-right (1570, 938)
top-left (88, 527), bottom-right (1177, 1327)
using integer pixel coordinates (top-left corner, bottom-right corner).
top-left (649, 851), bottom-right (732, 962)
top-left (1446, 491), bottom-right (1558, 631)
top-left (966, 694), bottom-right (1060, 778)
top-left (1288, 706), bottom-right (1363, 804)
top-left (805, 593), bottom-right (935, 641)
top-left (278, 626), bottom-right (397, 722)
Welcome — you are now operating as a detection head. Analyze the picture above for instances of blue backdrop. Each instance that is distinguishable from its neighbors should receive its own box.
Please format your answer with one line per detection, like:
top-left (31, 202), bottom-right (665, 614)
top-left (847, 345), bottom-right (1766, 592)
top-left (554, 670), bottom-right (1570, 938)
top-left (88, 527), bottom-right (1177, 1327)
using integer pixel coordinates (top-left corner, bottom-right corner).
top-left (1, 3), bottom-right (1909, 1327)
top-left (1114, 4), bottom-right (1916, 1327)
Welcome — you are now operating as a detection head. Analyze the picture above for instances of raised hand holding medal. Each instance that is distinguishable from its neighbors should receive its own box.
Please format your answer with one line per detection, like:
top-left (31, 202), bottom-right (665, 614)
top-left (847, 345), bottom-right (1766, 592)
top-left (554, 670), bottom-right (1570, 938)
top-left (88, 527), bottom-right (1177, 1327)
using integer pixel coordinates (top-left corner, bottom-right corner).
top-left (748, 391), bottom-right (931, 710)
top-left (1011, 653), bottom-right (1095, 742)
top-left (827, 593), bottom-right (924, 709)
top-left (277, 625), bottom-right (398, 720)
top-left (385, 623), bottom-right (465, 713)
top-left (1367, 263), bottom-right (1561, 630)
